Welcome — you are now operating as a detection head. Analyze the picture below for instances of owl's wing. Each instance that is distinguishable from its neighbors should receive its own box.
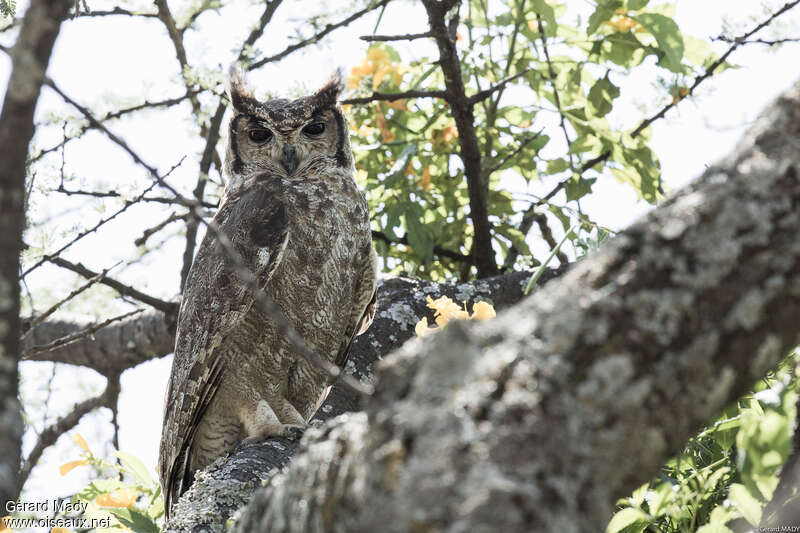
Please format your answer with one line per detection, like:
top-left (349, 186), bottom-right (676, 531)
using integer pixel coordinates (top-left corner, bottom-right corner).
top-left (159, 180), bottom-right (289, 517)
top-left (334, 246), bottom-right (378, 369)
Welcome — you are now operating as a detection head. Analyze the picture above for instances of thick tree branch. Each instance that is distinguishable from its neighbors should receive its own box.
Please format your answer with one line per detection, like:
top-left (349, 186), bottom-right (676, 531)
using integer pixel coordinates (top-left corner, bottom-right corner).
top-left (421, 0), bottom-right (496, 278)
top-left (0, 0), bottom-right (72, 509)
top-left (174, 77), bottom-right (800, 533)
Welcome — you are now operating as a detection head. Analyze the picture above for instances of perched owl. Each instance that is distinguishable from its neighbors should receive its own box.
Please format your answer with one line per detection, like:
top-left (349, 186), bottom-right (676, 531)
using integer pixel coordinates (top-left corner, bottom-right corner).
top-left (158, 68), bottom-right (377, 518)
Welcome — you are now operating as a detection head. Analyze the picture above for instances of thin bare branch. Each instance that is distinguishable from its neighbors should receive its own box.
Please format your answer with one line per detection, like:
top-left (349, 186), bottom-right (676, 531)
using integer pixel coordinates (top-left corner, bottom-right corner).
top-left (469, 67), bottom-right (535, 104)
top-left (342, 89), bottom-right (446, 105)
top-left (359, 31), bottom-right (432, 41)
top-left (22, 261), bottom-right (121, 336)
top-left (45, 256), bottom-right (177, 315)
top-left (23, 309), bottom-right (144, 359)
top-left (249, 0), bottom-right (391, 70)
top-left (135, 211), bottom-right (188, 247)
top-left (485, 130), bottom-right (543, 175)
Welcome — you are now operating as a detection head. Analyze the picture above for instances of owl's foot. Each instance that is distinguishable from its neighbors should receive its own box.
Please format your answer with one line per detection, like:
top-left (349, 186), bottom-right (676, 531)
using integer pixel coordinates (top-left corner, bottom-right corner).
top-left (233, 424), bottom-right (306, 454)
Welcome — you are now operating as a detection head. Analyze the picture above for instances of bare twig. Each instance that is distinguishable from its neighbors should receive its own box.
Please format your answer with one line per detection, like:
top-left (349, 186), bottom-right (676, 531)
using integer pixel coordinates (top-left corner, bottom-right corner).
top-left (469, 67), bottom-right (535, 104)
top-left (249, 0), bottom-right (391, 69)
top-left (537, 14), bottom-right (574, 170)
top-left (20, 158), bottom-right (185, 279)
top-left (714, 35), bottom-right (800, 46)
top-left (485, 130), bottom-right (543, 175)
top-left (135, 211), bottom-right (189, 247)
top-left (23, 309), bottom-right (143, 358)
top-left (342, 89), bottom-right (446, 105)
top-left (359, 31), bottom-right (432, 41)
top-left (29, 92), bottom-right (193, 165)
top-left (45, 257), bottom-right (177, 315)
top-left (71, 7), bottom-right (157, 18)
top-left (22, 261), bottom-right (122, 336)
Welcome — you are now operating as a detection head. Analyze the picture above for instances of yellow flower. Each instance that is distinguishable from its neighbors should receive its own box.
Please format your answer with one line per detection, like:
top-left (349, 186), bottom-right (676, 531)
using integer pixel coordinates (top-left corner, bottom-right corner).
top-left (72, 433), bottom-right (91, 454)
top-left (415, 317), bottom-right (435, 337)
top-left (471, 301), bottom-right (496, 321)
top-left (373, 63), bottom-right (393, 90)
top-left (59, 459), bottom-right (89, 476)
top-left (51, 528), bottom-right (73, 533)
top-left (355, 168), bottom-right (368, 186)
top-left (366, 47), bottom-right (389, 64)
top-left (95, 488), bottom-right (136, 509)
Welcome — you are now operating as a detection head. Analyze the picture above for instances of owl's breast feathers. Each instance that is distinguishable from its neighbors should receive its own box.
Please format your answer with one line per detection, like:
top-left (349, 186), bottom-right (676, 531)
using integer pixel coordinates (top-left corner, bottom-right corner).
top-left (159, 170), bottom-right (376, 516)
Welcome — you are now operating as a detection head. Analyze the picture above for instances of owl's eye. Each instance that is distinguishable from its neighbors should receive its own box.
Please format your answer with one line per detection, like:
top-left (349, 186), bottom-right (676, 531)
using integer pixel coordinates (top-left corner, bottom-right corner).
top-left (302, 122), bottom-right (325, 136)
top-left (248, 129), bottom-right (273, 143)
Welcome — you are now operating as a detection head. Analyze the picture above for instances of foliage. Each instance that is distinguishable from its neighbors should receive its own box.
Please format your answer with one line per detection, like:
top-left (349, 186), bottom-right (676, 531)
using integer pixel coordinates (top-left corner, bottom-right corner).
top-left (607, 354), bottom-right (799, 532)
top-left (0, 0), bottom-right (15, 18)
top-left (347, 0), bottom-right (726, 280)
top-left (58, 434), bottom-right (163, 532)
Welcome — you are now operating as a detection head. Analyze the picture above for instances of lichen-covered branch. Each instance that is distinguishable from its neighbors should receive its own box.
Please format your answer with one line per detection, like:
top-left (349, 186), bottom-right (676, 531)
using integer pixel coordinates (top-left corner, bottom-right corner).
top-left (177, 78), bottom-right (800, 532)
top-left (0, 0), bottom-right (72, 510)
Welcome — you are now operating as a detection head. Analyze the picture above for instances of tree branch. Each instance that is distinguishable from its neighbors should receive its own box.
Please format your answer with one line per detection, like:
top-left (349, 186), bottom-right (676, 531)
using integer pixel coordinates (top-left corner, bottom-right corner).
top-left (421, 0), bottom-right (496, 278)
top-left (342, 89), bottom-right (446, 105)
top-left (248, 0), bottom-right (391, 70)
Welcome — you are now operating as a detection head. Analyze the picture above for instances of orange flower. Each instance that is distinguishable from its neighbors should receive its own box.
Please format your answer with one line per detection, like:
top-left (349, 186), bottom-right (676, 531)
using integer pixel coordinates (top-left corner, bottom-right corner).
top-left (72, 433), bottom-right (90, 454)
top-left (1, 516), bottom-right (11, 532)
top-left (51, 528), bottom-right (73, 533)
top-left (375, 107), bottom-right (395, 142)
top-left (59, 459), bottom-right (88, 476)
top-left (419, 166), bottom-right (431, 192)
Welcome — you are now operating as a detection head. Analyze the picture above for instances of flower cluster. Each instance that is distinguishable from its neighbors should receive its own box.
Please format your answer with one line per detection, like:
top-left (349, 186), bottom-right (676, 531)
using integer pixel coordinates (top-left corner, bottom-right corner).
top-left (415, 295), bottom-right (496, 337)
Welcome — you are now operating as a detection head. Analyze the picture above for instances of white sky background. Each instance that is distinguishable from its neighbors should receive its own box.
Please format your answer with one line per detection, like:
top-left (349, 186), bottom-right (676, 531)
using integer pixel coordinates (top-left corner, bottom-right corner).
top-left (2, 0), bottom-right (800, 511)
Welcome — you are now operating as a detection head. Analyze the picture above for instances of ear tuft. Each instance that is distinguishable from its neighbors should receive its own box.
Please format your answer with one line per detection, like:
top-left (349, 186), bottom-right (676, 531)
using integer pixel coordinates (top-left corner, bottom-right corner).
top-left (313, 68), bottom-right (346, 108)
top-left (226, 64), bottom-right (255, 111)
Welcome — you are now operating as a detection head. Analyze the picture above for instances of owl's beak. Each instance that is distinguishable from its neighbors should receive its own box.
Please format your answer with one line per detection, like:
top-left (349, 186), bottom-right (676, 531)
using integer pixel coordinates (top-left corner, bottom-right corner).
top-left (282, 145), bottom-right (298, 175)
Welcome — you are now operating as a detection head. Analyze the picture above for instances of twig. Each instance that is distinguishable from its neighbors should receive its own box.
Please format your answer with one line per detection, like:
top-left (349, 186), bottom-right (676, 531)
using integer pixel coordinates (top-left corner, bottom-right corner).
top-left (20, 158), bottom-right (185, 279)
top-left (359, 31), bottom-right (432, 41)
top-left (469, 67), bottom-right (535, 104)
top-left (714, 35), bottom-right (800, 46)
top-left (342, 89), bottom-right (446, 105)
top-left (23, 309), bottom-right (144, 358)
top-left (28, 92), bottom-right (193, 165)
top-left (537, 14), bottom-right (574, 170)
top-left (45, 257), bottom-right (177, 315)
top-left (135, 211), bottom-right (189, 247)
top-left (249, 0), bottom-right (391, 69)
top-left (71, 7), bottom-right (157, 18)
top-left (22, 261), bottom-right (122, 336)
top-left (486, 130), bottom-right (543, 175)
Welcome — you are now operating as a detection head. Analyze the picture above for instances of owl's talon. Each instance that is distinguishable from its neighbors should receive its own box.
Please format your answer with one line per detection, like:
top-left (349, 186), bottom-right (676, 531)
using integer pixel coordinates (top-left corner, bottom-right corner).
top-left (281, 425), bottom-right (306, 441)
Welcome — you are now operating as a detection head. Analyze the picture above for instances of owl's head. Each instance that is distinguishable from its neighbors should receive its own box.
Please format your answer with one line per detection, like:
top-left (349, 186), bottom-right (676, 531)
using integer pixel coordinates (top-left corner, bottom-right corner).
top-left (224, 67), bottom-right (352, 184)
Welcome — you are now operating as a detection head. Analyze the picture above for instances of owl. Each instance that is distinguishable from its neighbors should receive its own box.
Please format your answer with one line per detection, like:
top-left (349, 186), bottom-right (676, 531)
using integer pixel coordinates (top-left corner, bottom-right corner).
top-left (158, 67), bottom-right (377, 518)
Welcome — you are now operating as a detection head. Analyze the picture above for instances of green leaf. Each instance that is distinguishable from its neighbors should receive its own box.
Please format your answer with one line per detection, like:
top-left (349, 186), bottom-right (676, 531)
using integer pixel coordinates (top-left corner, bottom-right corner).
top-left (627, 0), bottom-right (648, 9)
top-left (601, 33), bottom-right (647, 67)
top-left (546, 158), bottom-right (569, 174)
top-left (403, 208), bottom-right (434, 264)
top-left (606, 507), bottom-right (651, 533)
top-left (76, 479), bottom-right (126, 502)
top-left (108, 508), bottom-right (161, 533)
top-left (117, 451), bottom-right (154, 486)
top-left (588, 74), bottom-right (620, 117)
top-left (588, 1), bottom-right (623, 34)
top-left (632, 13), bottom-right (684, 72)
top-left (696, 525), bottom-right (734, 533)
top-left (565, 176), bottom-right (596, 202)
top-left (728, 483), bottom-right (762, 525)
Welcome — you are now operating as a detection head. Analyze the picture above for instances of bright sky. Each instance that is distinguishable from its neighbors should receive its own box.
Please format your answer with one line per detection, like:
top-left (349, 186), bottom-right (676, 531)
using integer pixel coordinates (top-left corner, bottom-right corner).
top-left (2, 0), bottom-right (800, 512)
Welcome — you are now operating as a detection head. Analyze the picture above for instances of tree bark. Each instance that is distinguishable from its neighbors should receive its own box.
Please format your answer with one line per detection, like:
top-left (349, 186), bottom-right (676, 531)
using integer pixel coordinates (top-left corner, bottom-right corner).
top-left (166, 78), bottom-right (800, 532)
top-left (0, 0), bottom-right (71, 509)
